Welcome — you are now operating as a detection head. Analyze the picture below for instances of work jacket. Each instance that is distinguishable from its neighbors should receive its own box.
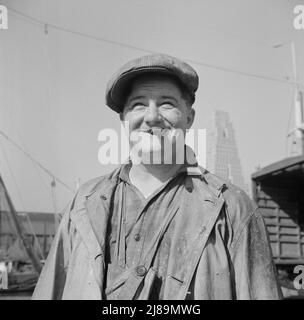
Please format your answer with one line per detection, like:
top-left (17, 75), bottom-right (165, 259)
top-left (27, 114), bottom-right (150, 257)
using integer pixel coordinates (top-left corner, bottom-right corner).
top-left (32, 164), bottom-right (282, 300)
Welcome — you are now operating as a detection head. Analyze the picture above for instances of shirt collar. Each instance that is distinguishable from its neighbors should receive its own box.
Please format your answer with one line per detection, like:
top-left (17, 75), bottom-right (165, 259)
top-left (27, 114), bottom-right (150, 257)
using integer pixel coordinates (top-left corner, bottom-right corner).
top-left (118, 145), bottom-right (202, 183)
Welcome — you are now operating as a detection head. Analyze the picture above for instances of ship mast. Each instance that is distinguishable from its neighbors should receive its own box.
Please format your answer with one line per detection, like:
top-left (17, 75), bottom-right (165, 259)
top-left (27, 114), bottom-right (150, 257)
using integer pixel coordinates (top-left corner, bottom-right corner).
top-left (274, 42), bottom-right (304, 156)
top-left (291, 42), bottom-right (304, 156)
top-left (0, 175), bottom-right (42, 274)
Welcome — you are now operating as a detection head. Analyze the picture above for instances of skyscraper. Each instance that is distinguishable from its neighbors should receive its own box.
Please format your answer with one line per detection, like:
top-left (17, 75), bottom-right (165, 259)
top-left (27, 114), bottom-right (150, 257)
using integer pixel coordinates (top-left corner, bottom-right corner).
top-left (206, 110), bottom-right (248, 193)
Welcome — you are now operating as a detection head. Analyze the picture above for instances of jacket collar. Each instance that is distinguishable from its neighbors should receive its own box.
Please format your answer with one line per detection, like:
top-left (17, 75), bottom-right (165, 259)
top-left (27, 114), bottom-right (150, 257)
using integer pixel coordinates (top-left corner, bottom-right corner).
top-left (82, 145), bottom-right (225, 199)
top-left (73, 146), bottom-right (226, 256)
top-left (118, 144), bottom-right (203, 182)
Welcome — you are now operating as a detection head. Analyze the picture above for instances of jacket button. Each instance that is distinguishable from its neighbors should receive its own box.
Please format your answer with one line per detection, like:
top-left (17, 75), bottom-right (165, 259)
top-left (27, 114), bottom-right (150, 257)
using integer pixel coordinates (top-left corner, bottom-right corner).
top-left (135, 265), bottom-right (147, 277)
top-left (134, 234), bottom-right (141, 241)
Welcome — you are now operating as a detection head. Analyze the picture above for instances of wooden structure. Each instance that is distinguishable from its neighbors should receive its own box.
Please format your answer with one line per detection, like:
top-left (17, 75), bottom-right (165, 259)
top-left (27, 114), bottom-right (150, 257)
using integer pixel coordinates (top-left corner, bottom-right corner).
top-left (252, 155), bottom-right (304, 265)
top-left (0, 211), bottom-right (56, 261)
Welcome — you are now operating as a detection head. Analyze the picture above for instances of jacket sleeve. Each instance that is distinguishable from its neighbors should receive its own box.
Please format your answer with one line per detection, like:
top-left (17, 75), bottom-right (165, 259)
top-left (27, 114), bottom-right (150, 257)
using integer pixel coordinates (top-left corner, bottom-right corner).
top-left (31, 200), bottom-right (75, 300)
top-left (230, 208), bottom-right (283, 300)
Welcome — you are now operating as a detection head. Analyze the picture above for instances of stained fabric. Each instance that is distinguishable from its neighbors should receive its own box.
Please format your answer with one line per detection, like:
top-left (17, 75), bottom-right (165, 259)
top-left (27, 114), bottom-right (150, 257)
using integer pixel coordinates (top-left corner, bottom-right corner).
top-left (32, 148), bottom-right (283, 300)
top-left (105, 163), bottom-right (190, 299)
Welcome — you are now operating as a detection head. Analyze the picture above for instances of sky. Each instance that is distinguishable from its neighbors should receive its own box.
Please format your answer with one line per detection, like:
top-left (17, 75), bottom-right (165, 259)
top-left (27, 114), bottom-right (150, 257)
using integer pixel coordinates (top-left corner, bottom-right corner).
top-left (0, 0), bottom-right (303, 213)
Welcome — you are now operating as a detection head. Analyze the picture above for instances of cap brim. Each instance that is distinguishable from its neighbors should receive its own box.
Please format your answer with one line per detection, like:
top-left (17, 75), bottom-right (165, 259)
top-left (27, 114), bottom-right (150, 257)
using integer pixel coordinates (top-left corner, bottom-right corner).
top-left (107, 67), bottom-right (183, 113)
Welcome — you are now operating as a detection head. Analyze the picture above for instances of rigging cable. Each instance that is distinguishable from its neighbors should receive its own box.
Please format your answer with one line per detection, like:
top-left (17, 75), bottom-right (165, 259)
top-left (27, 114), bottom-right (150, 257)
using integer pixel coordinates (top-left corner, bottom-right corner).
top-left (16, 130), bottom-right (50, 195)
top-left (15, 131), bottom-right (62, 232)
top-left (0, 129), bottom-right (75, 194)
top-left (6, 6), bottom-right (304, 88)
top-left (0, 142), bottom-right (45, 259)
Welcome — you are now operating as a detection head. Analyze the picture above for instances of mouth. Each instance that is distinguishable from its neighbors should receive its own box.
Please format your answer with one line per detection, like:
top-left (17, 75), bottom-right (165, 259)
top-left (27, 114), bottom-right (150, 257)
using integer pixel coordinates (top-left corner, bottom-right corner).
top-left (139, 127), bottom-right (170, 136)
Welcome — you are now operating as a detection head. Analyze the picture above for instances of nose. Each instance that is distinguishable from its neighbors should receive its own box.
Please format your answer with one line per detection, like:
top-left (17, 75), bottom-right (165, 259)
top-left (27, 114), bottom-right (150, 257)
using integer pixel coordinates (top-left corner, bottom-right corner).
top-left (143, 101), bottom-right (162, 127)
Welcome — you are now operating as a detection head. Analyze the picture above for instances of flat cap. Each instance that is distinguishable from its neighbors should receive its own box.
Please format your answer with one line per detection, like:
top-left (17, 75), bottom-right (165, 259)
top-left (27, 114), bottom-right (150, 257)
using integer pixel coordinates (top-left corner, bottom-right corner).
top-left (106, 53), bottom-right (199, 113)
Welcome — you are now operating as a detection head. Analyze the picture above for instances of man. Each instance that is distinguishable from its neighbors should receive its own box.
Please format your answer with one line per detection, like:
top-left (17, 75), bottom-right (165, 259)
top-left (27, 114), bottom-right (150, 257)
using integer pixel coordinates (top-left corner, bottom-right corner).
top-left (32, 53), bottom-right (282, 300)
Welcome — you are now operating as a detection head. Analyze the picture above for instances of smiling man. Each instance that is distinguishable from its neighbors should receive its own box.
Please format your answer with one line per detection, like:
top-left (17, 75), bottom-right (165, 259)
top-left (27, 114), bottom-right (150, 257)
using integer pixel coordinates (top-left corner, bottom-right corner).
top-left (120, 72), bottom-right (195, 198)
top-left (32, 54), bottom-right (282, 300)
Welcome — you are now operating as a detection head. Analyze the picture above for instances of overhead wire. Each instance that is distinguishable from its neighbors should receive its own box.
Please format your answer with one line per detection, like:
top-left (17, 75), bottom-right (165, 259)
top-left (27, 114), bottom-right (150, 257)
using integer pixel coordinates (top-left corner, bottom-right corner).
top-left (16, 130), bottom-right (50, 195)
top-left (0, 141), bottom-right (45, 259)
top-left (6, 6), bottom-right (304, 88)
top-left (7, 6), bottom-right (156, 54)
top-left (0, 129), bottom-right (75, 193)
top-left (4, 5), bottom-right (304, 169)
top-left (0, 142), bottom-right (26, 210)
top-left (15, 131), bottom-right (61, 231)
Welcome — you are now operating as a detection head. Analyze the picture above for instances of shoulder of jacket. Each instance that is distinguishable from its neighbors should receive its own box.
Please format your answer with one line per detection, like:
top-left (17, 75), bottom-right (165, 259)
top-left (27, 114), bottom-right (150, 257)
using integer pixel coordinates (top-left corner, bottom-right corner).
top-left (71, 166), bottom-right (122, 205)
top-left (198, 167), bottom-right (257, 224)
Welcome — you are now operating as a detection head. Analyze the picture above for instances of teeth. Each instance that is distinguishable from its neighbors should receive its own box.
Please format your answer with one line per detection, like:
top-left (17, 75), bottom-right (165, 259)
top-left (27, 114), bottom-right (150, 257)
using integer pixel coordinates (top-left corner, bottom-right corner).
top-left (151, 128), bottom-right (162, 135)
top-left (141, 128), bottom-right (161, 135)
top-left (140, 128), bottom-right (174, 136)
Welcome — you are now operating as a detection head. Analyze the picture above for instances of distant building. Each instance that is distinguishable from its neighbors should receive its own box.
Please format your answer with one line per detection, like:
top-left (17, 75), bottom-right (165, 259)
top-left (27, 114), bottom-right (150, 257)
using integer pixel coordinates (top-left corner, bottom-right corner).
top-left (206, 110), bottom-right (248, 193)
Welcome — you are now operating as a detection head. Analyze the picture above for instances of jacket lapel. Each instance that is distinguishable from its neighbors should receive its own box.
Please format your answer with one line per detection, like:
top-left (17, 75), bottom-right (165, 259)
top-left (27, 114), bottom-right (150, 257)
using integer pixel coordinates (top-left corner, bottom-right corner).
top-left (69, 175), bottom-right (120, 289)
top-left (178, 192), bottom-right (225, 299)
top-left (163, 172), bottom-right (226, 299)
top-left (84, 183), bottom-right (116, 252)
top-left (177, 173), bottom-right (226, 299)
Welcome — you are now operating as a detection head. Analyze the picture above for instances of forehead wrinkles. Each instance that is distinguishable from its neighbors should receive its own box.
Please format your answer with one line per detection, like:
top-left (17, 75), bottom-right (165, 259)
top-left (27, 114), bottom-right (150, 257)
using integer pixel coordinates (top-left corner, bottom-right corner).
top-left (128, 78), bottom-right (182, 101)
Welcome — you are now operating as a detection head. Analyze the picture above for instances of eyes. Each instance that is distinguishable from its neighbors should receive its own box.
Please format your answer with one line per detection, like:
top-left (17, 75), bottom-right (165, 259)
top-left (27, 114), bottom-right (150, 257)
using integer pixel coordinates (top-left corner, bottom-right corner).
top-left (127, 101), bottom-right (176, 112)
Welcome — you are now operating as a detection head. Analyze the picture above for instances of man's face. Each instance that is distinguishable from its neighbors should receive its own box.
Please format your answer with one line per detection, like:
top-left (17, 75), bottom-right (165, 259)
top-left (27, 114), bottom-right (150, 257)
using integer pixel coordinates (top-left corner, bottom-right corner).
top-left (120, 74), bottom-right (195, 163)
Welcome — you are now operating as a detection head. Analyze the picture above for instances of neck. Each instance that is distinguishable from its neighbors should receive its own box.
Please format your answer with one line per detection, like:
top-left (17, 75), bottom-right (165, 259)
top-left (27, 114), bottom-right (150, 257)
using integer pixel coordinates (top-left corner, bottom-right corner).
top-left (129, 162), bottom-right (183, 184)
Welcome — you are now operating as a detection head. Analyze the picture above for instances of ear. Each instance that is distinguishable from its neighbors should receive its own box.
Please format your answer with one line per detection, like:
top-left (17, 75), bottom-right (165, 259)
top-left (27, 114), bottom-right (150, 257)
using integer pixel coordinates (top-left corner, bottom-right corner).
top-left (186, 108), bottom-right (195, 129)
